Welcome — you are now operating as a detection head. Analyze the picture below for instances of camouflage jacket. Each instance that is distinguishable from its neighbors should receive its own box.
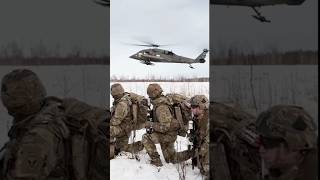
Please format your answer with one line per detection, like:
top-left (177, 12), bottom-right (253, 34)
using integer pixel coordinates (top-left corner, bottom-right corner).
top-left (150, 96), bottom-right (179, 135)
top-left (1, 98), bottom-right (70, 180)
top-left (110, 93), bottom-right (133, 129)
top-left (199, 121), bottom-right (210, 178)
top-left (194, 109), bottom-right (209, 146)
top-left (1, 97), bottom-right (109, 180)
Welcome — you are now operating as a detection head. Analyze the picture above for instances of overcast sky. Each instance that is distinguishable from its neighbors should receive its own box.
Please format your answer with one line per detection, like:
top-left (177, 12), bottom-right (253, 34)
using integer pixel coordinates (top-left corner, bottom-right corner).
top-left (210, 0), bottom-right (318, 54)
top-left (0, 0), bottom-right (109, 57)
top-left (110, 0), bottom-right (209, 79)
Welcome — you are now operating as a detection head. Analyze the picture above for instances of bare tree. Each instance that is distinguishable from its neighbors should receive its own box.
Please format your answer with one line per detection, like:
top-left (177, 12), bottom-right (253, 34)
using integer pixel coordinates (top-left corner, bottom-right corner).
top-left (175, 142), bottom-right (187, 180)
top-left (30, 40), bottom-right (50, 58)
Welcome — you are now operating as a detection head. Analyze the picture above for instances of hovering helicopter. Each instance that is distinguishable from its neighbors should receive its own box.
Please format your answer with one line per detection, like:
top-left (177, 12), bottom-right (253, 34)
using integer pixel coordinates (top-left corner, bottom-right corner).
top-left (211, 0), bottom-right (306, 23)
top-left (128, 42), bottom-right (208, 69)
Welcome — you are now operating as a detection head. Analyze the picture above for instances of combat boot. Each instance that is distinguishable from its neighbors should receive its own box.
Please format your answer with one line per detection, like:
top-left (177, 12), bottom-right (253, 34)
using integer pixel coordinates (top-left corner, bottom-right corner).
top-left (150, 153), bottom-right (163, 167)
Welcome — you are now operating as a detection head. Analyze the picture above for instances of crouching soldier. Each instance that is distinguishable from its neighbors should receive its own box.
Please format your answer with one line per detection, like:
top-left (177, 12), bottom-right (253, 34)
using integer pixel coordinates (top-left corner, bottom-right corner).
top-left (110, 83), bottom-right (143, 158)
top-left (142, 83), bottom-right (192, 167)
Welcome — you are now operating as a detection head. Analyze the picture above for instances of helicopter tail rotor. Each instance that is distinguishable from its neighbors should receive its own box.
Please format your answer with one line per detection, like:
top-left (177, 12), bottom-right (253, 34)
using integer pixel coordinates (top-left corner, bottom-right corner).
top-left (194, 49), bottom-right (209, 63)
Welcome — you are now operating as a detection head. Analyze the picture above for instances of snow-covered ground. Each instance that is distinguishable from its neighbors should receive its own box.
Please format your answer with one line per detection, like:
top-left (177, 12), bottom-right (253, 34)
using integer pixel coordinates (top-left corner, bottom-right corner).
top-left (111, 129), bottom-right (205, 180)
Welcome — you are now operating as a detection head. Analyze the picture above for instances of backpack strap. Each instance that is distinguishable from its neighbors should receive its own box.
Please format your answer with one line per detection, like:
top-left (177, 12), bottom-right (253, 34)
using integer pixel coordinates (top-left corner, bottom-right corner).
top-left (174, 106), bottom-right (187, 136)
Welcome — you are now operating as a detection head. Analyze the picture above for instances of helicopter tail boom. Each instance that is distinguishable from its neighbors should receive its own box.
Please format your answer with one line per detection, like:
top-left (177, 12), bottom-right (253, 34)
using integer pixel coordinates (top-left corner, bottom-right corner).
top-left (194, 49), bottom-right (208, 63)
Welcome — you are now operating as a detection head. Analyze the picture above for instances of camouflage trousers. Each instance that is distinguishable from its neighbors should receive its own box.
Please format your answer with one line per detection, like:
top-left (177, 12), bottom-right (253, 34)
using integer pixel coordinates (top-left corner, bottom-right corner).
top-left (199, 141), bottom-right (209, 178)
top-left (110, 125), bottom-right (142, 156)
top-left (142, 132), bottom-right (192, 163)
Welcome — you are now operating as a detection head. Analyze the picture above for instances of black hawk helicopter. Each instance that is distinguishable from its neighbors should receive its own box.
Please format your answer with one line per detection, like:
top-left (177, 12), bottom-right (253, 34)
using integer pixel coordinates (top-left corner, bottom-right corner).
top-left (211, 0), bottom-right (306, 23)
top-left (128, 42), bottom-right (208, 69)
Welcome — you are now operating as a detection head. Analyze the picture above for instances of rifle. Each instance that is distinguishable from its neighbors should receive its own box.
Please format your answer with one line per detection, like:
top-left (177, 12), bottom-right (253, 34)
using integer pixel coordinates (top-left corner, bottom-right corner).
top-left (146, 109), bottom-right (154, 134)
top-left (187, 117), bottom-right (199, 169)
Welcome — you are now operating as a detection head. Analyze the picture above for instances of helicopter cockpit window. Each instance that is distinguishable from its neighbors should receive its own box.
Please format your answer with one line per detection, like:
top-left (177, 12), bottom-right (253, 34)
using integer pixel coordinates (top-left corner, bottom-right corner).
top-left (163, 50), bottom-right (174, 55)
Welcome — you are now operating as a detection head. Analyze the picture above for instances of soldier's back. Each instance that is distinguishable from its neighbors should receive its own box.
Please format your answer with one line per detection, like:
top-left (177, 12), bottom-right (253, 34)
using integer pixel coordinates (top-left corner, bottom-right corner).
top-left (1, 97), bottom-right (70, 180)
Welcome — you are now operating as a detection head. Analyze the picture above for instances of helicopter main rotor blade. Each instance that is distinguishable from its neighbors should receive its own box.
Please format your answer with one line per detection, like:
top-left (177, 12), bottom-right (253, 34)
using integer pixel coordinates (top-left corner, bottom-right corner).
top-left (135, 39), bottom-right (176, 47)
top-left (122, 43), bottom-right (156, 47)
top-left (123, 40), bottom-right (176, 48)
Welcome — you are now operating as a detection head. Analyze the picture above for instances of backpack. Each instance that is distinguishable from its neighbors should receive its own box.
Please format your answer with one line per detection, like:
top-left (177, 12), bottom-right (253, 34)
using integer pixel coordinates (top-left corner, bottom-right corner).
top-left (166, 93), bottom-right (192, 137)
top-left (128, 92), bottom-right (149, 130)
top-left (61, 98), bottom-right (110, 180)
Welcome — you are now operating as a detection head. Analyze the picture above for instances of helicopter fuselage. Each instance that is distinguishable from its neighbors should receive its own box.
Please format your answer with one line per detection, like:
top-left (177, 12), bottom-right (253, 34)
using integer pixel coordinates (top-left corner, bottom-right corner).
top-left (130, 48), bottom-right (199, 64)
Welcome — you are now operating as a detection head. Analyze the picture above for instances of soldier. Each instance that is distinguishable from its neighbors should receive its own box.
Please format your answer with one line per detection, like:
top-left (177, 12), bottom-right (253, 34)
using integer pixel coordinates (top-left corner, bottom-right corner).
top-left (110, 83), bottom-right (143, 158)
top-left (0, 69), bottom-right (109, 180)
top-left (142, 83), bottom-right (192, 167)
top-left (189, 95), bottom-right (209, 178)
top-left (209, 102), bottom-right (261, 180)
top-left (256, 105), bottom-right (318, 180)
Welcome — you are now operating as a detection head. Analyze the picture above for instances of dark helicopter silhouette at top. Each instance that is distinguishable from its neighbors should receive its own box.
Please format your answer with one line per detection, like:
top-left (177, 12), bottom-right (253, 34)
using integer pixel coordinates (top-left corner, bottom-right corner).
top-left (94, 0), bottom-right (109, 7)
top-left (211, 0), bottom-right (306, 23)
top-left (127, 41), bottom-right (208, 69)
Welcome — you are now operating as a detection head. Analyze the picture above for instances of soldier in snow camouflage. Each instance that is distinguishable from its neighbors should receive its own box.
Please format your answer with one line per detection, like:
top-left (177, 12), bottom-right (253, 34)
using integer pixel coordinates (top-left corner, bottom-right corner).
top-left (142, 83), bottom-right (192, 167)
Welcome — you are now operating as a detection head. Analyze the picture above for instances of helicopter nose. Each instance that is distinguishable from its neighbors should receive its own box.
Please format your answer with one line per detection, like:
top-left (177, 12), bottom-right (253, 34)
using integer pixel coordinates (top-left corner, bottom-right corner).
top-left (129, 53), bottom-right (138, 60)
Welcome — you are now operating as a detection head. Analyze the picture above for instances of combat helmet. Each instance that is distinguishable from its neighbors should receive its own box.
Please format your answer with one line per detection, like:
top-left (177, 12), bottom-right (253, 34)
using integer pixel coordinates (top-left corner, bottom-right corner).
top-left (256, 105), bottom-right (317, 150)
top-left (147, 83), bottom-right (163, 99)
top-left (1, 69), bottom-right (47, 117)
top-left (110, 83), bottom-right (124, 98)
top-left (190, 95), bottom-right (209, 110)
